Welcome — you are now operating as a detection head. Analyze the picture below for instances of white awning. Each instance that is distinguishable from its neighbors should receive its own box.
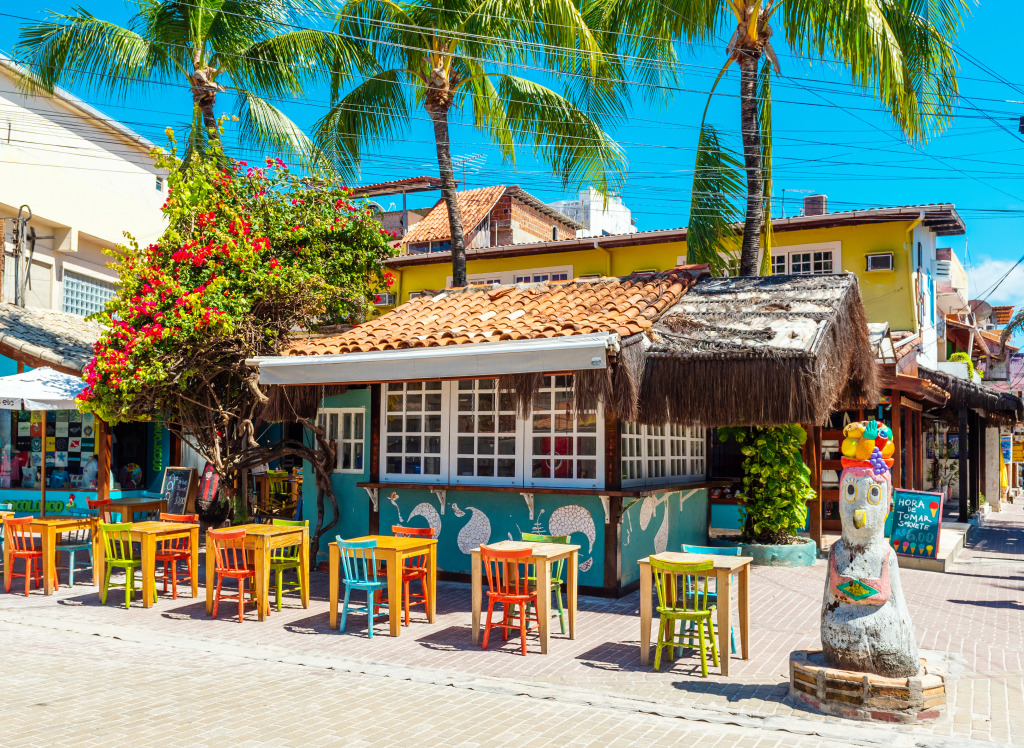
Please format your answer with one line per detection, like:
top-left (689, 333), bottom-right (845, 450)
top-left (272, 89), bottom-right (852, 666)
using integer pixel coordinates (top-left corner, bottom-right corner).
top-left (0, 366), bottom-right (86, 410)
top-left (249, 333), bottom-right (619, 386)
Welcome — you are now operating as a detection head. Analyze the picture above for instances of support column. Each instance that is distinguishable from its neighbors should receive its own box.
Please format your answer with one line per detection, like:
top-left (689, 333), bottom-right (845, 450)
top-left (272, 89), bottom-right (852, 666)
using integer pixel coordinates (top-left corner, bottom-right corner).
top-left (801, 424), bottom-right (823, 551)
top-left (968, 410), bottom-right (981, 516)
top-left (958, 407), bottom-right (968, 523)
top-left (97, 418), bottom-right (112, 502)
top-left (891, 394), bottom-right (902, 489)
top-left (984, 425), bottom-right (1001, 511)
top-left (368, 383), bottom-right (381, 535)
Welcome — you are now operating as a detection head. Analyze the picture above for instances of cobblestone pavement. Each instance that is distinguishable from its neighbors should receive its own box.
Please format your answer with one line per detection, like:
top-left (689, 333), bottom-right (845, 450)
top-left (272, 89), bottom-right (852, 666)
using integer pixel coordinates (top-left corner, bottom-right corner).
top-left (2, 504), bottom-right (1023, 746)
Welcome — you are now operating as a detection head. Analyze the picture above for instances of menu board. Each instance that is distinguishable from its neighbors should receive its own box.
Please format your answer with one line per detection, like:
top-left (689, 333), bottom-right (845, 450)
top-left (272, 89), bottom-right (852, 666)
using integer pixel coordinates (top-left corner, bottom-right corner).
top-left (160, 467), bottom-right (197, 515)
top-left (887, 488), bottom-right (943, 559)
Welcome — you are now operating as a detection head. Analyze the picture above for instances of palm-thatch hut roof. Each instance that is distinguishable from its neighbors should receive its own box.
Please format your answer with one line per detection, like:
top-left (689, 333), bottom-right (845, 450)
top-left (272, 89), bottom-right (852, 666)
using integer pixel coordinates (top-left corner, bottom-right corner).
top-left (918, 366), bottom-right (1023, 425)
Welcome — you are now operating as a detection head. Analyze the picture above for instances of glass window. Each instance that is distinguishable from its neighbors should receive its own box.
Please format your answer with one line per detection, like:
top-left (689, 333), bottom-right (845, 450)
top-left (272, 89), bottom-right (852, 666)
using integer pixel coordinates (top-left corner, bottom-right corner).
top-left (621, 422), bottom-right (644, 485)
top-left (527, 375), bottom-right (600, 487)
top-left (451, 379), bottom-right (520, 484)
top-left (621, 422), bottom-right (706, 485)
top-left (772, 249), bottom-right (834, 276)
top-left (382, 382), bottom-right (445, 481)
top-left (771, 254), bottom-right (786, 275)
top-left (63, 270), bottom-right (116, 317)
top-left (318, 408), bottom-right (365, 473)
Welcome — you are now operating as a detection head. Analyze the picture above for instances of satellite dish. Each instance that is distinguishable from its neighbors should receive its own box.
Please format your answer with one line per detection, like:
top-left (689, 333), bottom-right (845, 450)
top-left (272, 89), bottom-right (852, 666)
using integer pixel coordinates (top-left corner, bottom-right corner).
top-left (969, 299), bottom-right (993, 324)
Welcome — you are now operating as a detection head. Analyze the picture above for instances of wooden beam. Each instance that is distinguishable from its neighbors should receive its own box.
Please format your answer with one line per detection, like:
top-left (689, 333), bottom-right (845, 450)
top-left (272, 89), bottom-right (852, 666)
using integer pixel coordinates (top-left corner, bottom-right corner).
top-left (802, 424), bottom-right (823, 551)
top-left (891, 392), bottom-right (902, 489)
top-left (39, 410), bottom-right (47, 517)
top-left (97, 418), bottom-right (112, 502)
top-left (0, 340), bottom-right (81, 377)
top-left (368, 383), bottom-right (381, 535)
top-left (969, 410), bottom-right (981, 516)
top-left (958, 407), bottom-right (968, 522)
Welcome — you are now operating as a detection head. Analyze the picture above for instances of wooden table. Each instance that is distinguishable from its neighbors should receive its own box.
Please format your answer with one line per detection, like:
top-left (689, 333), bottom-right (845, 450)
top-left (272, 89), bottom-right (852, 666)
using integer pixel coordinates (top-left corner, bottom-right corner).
top-left (3, 515), bottom-right (100, 595)
top-left (470, 540), bottom-right (580, 654)
top-left (329, 535), bottom-right (437, 637)
top-left (94, 521), bottom-right (199, 607)
top-left (205, 523), bottom-right (309, 622)
top-left (107, 496), bottom-right (167, 522)
top-left (638, 552), bottom-right (752, 676)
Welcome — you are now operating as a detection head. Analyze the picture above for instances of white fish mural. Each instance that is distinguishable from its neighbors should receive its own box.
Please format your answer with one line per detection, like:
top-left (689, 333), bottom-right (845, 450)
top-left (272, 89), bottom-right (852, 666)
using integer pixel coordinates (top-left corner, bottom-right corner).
top-left (654, 503), bottom-right (669, 554)
top-left (639, 495), bottom-right (658, 531)
top-left (549, 504), bottom-right (596, 572)
top-left (388, 492), bottom-right (443, 538)
top-left (451, 503), bottom-right (491, 554)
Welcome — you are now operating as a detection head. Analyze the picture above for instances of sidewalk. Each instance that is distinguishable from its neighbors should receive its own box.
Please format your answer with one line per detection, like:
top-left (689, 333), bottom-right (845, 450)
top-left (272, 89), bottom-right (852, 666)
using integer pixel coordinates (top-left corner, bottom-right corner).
top-left (2, 505), bottom-right (1023, 745)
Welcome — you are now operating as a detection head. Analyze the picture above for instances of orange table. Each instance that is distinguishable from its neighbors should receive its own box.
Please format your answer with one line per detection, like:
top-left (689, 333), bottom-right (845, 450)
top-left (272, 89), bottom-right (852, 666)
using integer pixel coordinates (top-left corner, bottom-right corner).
top-left (329, 535), bottom-right (437, 637)
top-left (470, 540), bottom-right (579, 654)
top-left (205, 523), bottom-right (309, 621)
top-left (95, 521), bottom-right (199, 607)
top-left (3, 515), bottom-right (100, 595)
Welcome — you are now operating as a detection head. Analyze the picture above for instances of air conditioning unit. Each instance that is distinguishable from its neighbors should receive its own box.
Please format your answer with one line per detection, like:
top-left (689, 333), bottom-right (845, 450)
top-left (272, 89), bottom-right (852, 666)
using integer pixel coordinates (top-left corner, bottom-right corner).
top-left (866, 253), bottom-right (894, 271)
top-left (372, 292), bottom-right (396, 307)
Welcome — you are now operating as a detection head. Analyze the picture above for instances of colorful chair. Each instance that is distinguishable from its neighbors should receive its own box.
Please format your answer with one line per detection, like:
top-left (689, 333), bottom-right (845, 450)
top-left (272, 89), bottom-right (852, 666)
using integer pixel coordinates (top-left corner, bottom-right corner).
top-left (521, 532), bottom-right (569, 635)
top-left (155, 513), bottom-right (198, 599)
top-left (266, 470), bottom-right (293, 515)
top-left (336, 538), bottom-right (388, 636)
top-left (270, 518), bottom-right (307, 611)
top-left (480, 545), bottom-right (539, 656)
top-left (651, 556), bottom-right (719, 676)
top-left (681, 543), bottom-right (740, 654)
top-left (208, 528), bottom-right (265, 622)
top-left (0, 502), bottom-right (14, 556)
top-left (87, 498), bottom-right (121, 523)
top-left (99, 522), bottom-right (155, 609)
top-left (4, 516), bottom-right (56, 594)
top-left (56, 508), bottom-right (95, 587)
top-left (391, 525), bottom-right (434, 625)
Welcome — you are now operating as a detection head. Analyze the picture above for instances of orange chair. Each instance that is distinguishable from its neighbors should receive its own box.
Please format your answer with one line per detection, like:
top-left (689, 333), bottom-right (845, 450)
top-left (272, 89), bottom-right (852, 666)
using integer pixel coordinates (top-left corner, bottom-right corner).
top-left (480, 545), bottom-right (540, 656)
top-left (4, 516), bottom-right (57, 595)
top-left (391, 525), bottom-right (435, 626)
top-left (208, 528), bottom-right (266, 622)
top-left (155, 513), bottom-right (198, 599)
top-left (87, 498), bottom-right (120, 523)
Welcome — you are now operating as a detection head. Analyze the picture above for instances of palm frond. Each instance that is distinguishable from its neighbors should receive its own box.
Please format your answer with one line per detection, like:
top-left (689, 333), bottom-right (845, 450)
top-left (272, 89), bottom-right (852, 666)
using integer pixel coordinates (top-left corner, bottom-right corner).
top-left (235, 91), bottom-right (329, 174)
top-left (456, 62), bottom-right (514, 160)
top-left (686, 123), bottom-right (744, 276)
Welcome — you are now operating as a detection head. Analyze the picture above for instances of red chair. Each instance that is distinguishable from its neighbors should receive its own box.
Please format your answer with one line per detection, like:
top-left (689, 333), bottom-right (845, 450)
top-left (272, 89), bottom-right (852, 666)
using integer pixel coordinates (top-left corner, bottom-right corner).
top-left (155, 513), bottom-right (198, 599)
top-left (87, 498), bottom-right (120, 523)
top-left (4, 516), bottom-right (57, 595)
top-left (208, 528), bottom-right (266, 622)
top-left (480, 545), bottom-right (540, 656)
top-left (391, 525), bottom-right (435, 626)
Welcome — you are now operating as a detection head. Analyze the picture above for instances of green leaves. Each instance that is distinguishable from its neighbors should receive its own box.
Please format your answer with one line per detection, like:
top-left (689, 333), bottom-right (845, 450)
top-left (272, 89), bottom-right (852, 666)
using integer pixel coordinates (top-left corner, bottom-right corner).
top-left (686, 124), bottom-right (744, 275)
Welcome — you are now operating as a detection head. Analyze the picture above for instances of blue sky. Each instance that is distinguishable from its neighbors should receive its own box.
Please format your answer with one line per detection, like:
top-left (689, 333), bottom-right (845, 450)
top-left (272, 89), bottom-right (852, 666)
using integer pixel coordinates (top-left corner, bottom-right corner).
top-left (0, 2), bottom-right (1021, 308)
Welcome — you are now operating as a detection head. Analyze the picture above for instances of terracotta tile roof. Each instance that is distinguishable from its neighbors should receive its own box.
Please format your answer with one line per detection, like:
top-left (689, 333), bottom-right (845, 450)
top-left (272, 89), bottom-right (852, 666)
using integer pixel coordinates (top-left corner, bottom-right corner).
top-left (286, 266), bottom-right (708, 355)
top-left (401, 185), bottom-right (506, 245)
top-left (993, 305), bottom-right (1014, 326)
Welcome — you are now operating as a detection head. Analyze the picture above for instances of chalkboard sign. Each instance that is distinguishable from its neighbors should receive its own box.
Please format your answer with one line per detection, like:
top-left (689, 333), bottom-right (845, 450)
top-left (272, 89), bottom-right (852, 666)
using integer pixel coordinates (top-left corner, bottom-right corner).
top-left (160, 467), bottom-right (197, 515)
top-left (887, 488), bottom-right (943, 559)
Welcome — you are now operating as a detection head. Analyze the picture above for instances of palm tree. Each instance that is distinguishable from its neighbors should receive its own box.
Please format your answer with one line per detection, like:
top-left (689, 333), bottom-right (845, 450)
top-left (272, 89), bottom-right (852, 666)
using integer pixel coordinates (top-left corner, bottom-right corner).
top-left (15, 0), bottom-right (361, 166)
top-left (314, 0), bottom-right (627, 287)
top-left (596, 0), bottom-right (966, 276)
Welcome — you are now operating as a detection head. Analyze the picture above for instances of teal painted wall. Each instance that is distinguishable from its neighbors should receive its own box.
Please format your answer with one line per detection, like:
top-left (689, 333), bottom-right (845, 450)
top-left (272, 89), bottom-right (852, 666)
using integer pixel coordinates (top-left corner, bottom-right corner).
top-left (620, 489), bottom-right (708, 586)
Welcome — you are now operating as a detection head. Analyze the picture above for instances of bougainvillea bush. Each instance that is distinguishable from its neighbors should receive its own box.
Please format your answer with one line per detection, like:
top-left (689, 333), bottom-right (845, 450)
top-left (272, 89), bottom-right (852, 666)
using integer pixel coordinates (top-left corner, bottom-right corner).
top-left (78, 132), bottom-right (395, 539)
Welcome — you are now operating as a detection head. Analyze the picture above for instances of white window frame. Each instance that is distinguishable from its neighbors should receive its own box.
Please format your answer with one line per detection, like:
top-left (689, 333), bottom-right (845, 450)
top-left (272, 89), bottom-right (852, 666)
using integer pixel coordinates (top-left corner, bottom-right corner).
top-left (448, 265), bottom-right (574, 287)
top-left (526, 375), bottom-right (603, 489)
top-left (381, 381), bottom-right (448, 483)
top-left (769, 241), bottom-right (841, 276)
top-left (622, 422), bottom-right (706, 487)
top-left (318, 407), bottom-right (366, 474)
top-left (449, 379), bottom-right (523, 486)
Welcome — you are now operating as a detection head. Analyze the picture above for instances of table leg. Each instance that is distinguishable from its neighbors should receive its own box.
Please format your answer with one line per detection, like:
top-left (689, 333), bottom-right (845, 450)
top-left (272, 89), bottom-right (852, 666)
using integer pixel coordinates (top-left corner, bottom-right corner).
top-left (255, 536), bottom-right (271, 622)
top-left (205, 532), bottom-right (215, 615)
top-left (717, 568), bottom-right (732, 676)
top-left (329, 544), bottom-right (339, 629)
top-left (470, 551), bottom-right (481, 645)
top-left (566, 550), bottom-right (578, 639)
top-left (4, 522), bottom-right (12, 592)
top-left (43, 526), bottom-right (56, 594)
top-left (299, 530), bottom-right (310, 608)
top-left (738, 564), bottom-right (750, 660)
top-left (639, 562), bottom-right (652, 666)
top-left (141, 534), bottom-right (156, 608)
top-left (536, 558), bottom-right (551, 654)
top-left (92, 522), bottom-right (102, 587)
top-left (387, 550), bottom-right (402, 637)
top-left (427, 543), bottom-right (437, 623)
top-left (189, 528), bottom-right (199, 598)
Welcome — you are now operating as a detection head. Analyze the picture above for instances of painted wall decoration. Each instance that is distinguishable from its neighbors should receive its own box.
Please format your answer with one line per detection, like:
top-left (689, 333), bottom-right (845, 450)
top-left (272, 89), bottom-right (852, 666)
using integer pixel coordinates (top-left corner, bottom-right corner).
top-left (620, 488), bottom-right (708, 586)
top-left (451, 502), bottom-right (492, 554)
top-left (887, 488), bottom-right (943, 559)
top-left (548, 504), bottom-right (597, 572)
top-left (389, 491), bottom-right (443, 538)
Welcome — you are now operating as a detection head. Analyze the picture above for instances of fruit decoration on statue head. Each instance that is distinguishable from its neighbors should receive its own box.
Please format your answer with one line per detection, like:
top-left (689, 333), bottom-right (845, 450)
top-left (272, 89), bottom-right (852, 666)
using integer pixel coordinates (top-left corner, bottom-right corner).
top-left (822, 419), bottom-right (920, 678)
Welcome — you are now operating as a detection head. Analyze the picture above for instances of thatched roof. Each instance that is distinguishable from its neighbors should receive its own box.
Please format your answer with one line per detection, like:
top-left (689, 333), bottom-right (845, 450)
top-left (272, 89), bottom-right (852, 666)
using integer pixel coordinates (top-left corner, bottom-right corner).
top-left (918, 366), bottom-right (1023, 425)
top-left (637, 273), bottom-right (878, 427)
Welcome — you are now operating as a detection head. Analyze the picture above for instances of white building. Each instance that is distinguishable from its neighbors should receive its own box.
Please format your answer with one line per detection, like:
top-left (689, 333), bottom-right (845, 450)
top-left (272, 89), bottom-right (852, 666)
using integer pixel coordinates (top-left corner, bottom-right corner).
top-left (549, 187), bottom-right (635, 238)
top-left (0, 56), bottom-right (165, 317)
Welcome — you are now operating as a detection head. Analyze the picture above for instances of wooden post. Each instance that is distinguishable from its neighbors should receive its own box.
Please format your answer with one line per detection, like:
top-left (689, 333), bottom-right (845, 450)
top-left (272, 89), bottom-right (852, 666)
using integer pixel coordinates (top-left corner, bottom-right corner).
top-left (368, 383), bottom-right (381, 535)
top-left (914, 410), bottom-right (924, 490)
top-left (801, 423), bottom-right (823, 551)
top-left (97, 418), bottom-right (112, 502)
top-left (603, 411), bottom-right (622, 596)
top-left (39, 410), bottom-right (47, 517)
top-left (977, 415), bottom-right (987, 514)
top-left (958, 407), bottom-right (968, 523)
top-left (891, 392), bottom-right (902, 489)
top-left (903, 404), bottom-right (913, 490)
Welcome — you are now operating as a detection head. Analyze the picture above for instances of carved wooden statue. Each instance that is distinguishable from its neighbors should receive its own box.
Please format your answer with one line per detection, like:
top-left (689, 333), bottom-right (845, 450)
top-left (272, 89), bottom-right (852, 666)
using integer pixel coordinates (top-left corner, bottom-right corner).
top-left (821, 420), bottom-right (920, 678)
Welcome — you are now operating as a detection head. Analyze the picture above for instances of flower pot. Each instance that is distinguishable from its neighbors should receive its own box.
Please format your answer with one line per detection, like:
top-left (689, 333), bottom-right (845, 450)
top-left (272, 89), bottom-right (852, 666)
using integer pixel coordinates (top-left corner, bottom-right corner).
top-left (715, 536), bottom-right (817, 566)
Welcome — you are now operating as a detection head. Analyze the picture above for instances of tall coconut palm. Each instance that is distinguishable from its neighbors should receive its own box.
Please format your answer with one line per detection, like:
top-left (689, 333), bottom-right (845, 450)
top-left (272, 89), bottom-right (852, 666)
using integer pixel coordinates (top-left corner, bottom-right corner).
top-left (314, 0), bottom-right (627, 287)
top-left (596, 0), bottom-right (967, 276)
top-left (15, 0), bottom-right (363, 166)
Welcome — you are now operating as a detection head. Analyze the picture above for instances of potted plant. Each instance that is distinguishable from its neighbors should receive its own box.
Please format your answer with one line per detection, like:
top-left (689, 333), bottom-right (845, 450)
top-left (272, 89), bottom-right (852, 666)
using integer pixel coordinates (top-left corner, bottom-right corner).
top-left (717, 424), bottom-right (817, 566)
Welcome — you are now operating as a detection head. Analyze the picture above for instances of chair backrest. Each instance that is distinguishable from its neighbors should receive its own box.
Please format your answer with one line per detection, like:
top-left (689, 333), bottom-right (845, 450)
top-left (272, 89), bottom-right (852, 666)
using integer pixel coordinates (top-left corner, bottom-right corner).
top-left (160, 513), bottom-right (199, 523)
top-left (650, 556), bottom-right (714, 613)
top-left (480, 545), bottom-right (533, 597)
top-left (336, 538), bottom-right (379, 584)
top-left (0, 502), bottom-right (13, 511)
top-left (208, 528), bottom-right (249, 572)
top-left (267, 470), bottom-right (288, 494)
top-left (521, 532), bottom-right (569, 545)
top-left (157, 513), bottom-right (198, 551)
top-left (270, 519), bottom-right (307, 561)
top-left (681, 543), bottom-right (741, 556)
top-left (100, 522), bottom-right (136, 562)
top-left (5, 516), bottom-right (36, 552)
top-left (87, 498), bottom-right (119, 524)
top-left (392, 525), bottom-right (435, 570)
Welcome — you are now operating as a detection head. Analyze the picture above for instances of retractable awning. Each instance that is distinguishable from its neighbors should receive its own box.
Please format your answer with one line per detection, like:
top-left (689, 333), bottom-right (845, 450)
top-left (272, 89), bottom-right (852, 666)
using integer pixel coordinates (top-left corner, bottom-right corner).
top-left (249, 332), bottom-right (619, 386)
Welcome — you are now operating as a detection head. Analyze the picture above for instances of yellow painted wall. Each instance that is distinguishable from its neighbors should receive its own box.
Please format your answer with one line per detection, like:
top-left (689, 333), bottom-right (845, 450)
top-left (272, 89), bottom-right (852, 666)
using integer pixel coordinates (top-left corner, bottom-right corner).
top-left (392, 222), bottom-right (918, 331)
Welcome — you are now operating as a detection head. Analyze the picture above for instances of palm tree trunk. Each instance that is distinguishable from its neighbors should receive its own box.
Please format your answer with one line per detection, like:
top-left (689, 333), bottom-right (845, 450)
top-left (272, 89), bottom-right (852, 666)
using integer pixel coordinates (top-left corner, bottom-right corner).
top-left (427, 105), bottom-right (466, 288)
top-left (738, 50), bottom-right (764, 277)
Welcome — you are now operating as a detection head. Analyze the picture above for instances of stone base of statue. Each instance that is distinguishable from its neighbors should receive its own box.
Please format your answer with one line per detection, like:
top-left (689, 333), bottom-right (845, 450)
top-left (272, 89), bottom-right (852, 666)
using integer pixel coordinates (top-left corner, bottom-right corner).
top-left (788, 650), bottom-right (945, 723)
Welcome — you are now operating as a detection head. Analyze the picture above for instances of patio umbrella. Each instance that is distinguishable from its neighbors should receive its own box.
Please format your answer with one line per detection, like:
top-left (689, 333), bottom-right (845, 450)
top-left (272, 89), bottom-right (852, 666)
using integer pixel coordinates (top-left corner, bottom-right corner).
top-left (0, 367), bottom-right (86, 516)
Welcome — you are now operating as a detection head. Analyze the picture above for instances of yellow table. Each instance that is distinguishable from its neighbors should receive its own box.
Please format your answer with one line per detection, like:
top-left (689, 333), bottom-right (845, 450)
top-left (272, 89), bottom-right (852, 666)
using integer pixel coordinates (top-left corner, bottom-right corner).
top-left (638, 552), bottom-right (752, 676)
top-left (4, 515), bottom-right (100, 595)
top-left (107, 496), bottom-right (167, 522)
top-left (96, 521), bottom-right (199, 607)
top-left (470, 540), bottom-right (580, 654)
top-left (330, 535), bottom-right (438, 637)
top-left (205, 523), bottom-right (309, 621)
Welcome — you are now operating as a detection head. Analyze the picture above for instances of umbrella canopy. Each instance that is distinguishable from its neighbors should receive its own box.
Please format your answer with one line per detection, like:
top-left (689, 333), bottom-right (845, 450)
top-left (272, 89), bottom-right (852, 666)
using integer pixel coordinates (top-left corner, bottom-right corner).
top-left (0, 366), bottom-right (86, 410)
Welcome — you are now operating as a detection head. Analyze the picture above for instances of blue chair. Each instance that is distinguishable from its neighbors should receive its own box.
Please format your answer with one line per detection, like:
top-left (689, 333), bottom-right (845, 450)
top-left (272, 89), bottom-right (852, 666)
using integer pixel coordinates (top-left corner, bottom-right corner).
top-left (336, 538), bottom-right (388, 637)
top-left (0, 502), bottom-right (12, 556)
top-left (681, 543), bottom-right (741, 654)
top-left (57, 507), bottom-right (95, 587)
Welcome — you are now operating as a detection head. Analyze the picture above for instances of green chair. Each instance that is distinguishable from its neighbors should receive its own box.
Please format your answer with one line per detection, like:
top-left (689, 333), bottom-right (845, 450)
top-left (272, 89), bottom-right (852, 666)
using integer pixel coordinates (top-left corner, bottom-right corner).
top-left (521, 532), bottom-right (569, 635)
top-left (651, 556), bottom-right (719, 677)
top-left (681, 543), bottom-right (740, 654)
top-left (99, 522), bottom-right (156, 609)
top-left (270, 519), bottom-right (307, 611)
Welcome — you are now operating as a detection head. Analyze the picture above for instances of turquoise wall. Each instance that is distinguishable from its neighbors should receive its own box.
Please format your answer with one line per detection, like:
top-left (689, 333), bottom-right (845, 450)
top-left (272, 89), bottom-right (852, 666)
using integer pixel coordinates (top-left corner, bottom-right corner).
top-left (620, 488), bottom-right (708, 586)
